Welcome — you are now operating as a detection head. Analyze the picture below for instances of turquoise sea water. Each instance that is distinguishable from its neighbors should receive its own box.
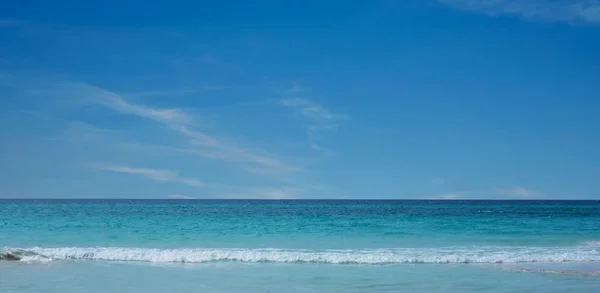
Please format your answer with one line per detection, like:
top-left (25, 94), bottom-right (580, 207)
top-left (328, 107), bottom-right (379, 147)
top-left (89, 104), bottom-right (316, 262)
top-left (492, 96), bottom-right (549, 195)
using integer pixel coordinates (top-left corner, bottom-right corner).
top-left (1, 200), bottom-right (600, 292)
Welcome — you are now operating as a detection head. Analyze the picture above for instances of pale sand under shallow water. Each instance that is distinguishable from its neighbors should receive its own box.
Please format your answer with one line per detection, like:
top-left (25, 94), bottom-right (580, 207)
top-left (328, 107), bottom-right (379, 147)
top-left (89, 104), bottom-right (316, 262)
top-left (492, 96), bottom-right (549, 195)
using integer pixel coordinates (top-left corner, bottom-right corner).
top-left (2, 260), bottom-right (600, 293)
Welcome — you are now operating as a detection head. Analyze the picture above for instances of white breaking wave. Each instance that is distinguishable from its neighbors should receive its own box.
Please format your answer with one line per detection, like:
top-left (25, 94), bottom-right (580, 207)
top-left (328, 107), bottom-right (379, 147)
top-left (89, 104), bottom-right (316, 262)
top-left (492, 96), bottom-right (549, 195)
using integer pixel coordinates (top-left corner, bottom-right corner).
top-left (3, 245), bottom-right (600, 264)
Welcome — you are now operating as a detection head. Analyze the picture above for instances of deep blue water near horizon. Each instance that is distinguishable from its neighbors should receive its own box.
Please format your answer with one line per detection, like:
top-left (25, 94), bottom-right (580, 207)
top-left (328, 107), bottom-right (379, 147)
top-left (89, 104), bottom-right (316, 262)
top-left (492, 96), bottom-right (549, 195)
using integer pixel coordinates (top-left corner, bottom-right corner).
top-left (2, 199), bottom-right (600, 292)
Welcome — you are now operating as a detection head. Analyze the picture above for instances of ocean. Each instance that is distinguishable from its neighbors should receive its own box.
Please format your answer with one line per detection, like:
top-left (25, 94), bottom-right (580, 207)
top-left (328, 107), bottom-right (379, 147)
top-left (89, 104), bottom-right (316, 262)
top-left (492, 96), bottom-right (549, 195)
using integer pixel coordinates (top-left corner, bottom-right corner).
top-left (1, 199), bottom-right (600, 292)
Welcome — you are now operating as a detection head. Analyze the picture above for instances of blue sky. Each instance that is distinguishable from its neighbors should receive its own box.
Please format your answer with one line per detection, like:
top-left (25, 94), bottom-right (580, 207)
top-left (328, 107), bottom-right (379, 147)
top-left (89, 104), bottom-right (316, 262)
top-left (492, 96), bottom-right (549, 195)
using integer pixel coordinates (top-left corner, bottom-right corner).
top-left (1, 0), bottom-right (599, 199)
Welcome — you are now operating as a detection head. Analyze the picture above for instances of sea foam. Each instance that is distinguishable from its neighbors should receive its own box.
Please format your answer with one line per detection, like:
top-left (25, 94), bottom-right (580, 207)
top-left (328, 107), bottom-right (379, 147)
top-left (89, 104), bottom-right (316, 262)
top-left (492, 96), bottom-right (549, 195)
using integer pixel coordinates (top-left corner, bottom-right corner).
top-left (3, 245), bottom-right (600, 264)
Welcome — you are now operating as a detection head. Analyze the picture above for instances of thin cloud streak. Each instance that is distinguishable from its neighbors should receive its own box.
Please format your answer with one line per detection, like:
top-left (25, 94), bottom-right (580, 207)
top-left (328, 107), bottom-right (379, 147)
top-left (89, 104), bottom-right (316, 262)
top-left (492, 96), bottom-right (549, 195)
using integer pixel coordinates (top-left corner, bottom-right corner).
top-left (68, 82), bottom-right (297, 175)
top-left (63, 82), bottom-right (190, 124)
top-left (212, 186), bottom-right (301, 199)
top-left (101, 91), bottom-right (190, 124)
top-left (166, 186), bottom-right (302, 199)
top-left (7, 75), bottom-right (319, 199)
top-left (280, 98), bottom-right (348, 122)
top-left (440, 0), bottom-right (600, 24)
top-left (495, 187), bottom-right (539, 199)
top-left (425, 186), bottom-right (540, 200)
top-left (92, 165), bottom-right (205, 187)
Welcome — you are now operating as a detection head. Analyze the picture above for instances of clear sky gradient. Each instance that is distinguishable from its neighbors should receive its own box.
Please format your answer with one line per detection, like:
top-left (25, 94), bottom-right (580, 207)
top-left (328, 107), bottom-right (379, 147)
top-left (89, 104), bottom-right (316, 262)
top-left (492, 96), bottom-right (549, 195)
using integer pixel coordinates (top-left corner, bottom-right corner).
top-left (1, 0), bottom-right (599, 199)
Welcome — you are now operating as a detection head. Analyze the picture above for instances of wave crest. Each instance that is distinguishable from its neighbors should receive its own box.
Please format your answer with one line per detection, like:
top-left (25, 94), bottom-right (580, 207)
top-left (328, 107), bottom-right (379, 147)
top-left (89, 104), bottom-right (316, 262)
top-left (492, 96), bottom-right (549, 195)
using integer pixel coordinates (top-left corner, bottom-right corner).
top-left (3, 246), bottom-right (600, 264)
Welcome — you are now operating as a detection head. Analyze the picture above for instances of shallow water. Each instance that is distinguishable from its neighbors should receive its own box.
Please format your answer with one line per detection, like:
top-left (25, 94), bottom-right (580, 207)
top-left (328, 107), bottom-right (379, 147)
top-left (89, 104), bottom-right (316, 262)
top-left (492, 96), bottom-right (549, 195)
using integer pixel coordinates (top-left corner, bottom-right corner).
top-left (2, 200), bottom-right (600, 292)
top-left (2, 261), bottom-right (600, 293)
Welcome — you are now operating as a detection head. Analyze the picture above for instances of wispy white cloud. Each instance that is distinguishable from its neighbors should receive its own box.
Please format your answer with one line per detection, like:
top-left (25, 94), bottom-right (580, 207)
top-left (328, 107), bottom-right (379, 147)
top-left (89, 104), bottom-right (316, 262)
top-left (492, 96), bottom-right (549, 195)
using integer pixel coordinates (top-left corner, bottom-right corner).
top-left (167, 186), bottom-right (302, 199)
top-left (65, 82), bottom-right (297, 175)
top-left (92, 165), bottom-right (205, 187)
top-left (426, 186), bottom-right (539, 199)
top-left (213, 186), bottom-right (301, 199)
top-left (495, 186), bottom-right (539, 199)
top-left (440, 0), bottom-right (600, 24)
top-left (100, 90), bottom-right (190, 124)
top-left (55, 82), bottom-right (191, 124)
top-left (280, 98), bottom-right (348, 153)
top-left (280, 98), bottom-right (347, 122)
top-left (6, 73), bottom-right (325, 199)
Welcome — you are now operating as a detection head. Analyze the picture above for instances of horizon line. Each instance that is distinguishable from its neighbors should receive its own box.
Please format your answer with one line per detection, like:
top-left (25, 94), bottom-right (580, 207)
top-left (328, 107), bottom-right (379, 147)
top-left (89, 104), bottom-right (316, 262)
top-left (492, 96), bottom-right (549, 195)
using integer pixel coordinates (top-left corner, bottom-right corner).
top-left (0, 198), bottom-right (597, 201)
